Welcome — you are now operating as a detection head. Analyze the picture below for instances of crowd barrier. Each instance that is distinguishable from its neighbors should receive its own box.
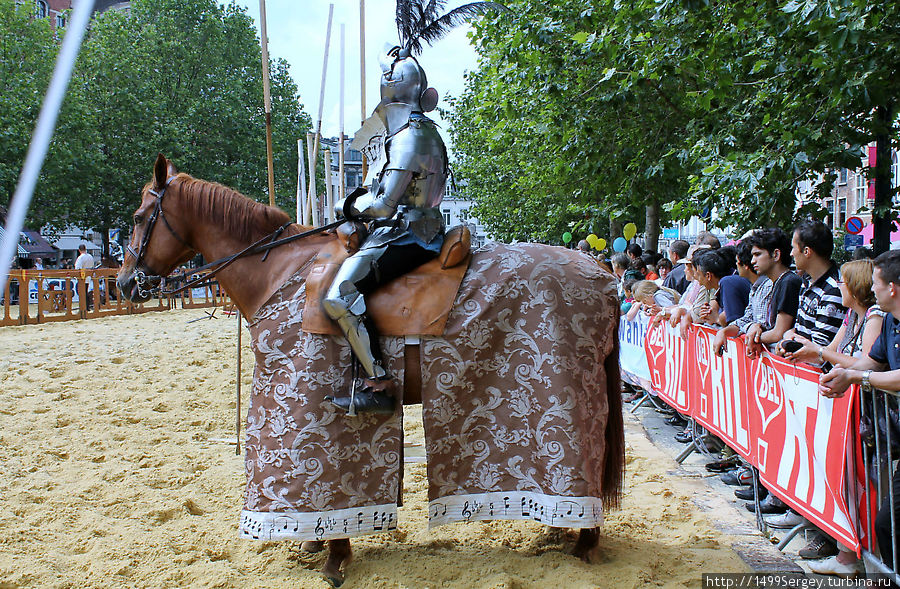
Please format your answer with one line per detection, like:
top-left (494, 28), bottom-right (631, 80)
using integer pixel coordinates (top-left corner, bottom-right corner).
top-left (0, 269), bottom-right (228, 327)
top-left (620, 312), bottom-right (900, 580)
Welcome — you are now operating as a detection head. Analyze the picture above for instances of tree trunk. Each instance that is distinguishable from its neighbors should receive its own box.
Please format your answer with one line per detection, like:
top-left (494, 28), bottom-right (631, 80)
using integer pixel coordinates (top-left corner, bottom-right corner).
top-left (609, 218), bottom-right (623, 241)
top-left (872, 103), bottom-right (895, 255)
top-left (644, 202), bottom-right (660, 253)
top-left (100, 226), bottom-right (110, 262)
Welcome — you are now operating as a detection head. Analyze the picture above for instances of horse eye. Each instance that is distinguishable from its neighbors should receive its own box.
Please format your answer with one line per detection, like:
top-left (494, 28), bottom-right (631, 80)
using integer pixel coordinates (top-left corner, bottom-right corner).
top-left (133, 215), bottom-right (142, 225)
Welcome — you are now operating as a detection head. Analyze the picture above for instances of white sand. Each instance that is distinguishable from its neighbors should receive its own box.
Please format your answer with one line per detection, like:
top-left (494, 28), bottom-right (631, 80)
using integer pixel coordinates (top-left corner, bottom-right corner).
top-left (0, 310), bottom-right (750, 588)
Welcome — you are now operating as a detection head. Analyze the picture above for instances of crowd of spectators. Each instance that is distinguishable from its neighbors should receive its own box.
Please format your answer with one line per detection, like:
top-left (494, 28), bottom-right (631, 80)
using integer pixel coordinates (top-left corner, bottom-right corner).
top-left (603, 219), bottom-right (900, 577)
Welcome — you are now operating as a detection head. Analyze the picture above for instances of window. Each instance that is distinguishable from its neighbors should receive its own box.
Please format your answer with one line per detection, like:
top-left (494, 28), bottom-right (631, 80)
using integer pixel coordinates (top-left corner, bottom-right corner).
top-left (35, 0), bottom-right (47, 18)
top-left (56, 13), bottom-right (65, 27)
top-left (855, 171), bottom-right (867, 203)
top-left (839, 198), bottom-right (847, 226)
top-left (839, 168), bottom-right (848, 185)
top-left (442, 209), bottom-right (451, 226)
top-left (825, 199), bottom-right (834, 228)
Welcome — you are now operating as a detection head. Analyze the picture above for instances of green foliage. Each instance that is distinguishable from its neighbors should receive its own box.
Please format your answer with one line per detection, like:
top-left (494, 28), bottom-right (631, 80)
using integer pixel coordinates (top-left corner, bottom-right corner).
top-left (0, 0), bottom-right (313, 243)
top-left (448, 0), bottom-right (900, 244)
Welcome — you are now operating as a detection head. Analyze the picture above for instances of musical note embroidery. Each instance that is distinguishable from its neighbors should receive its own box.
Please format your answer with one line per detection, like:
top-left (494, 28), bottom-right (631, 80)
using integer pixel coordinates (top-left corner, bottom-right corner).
top-left (239, 505), bottom-right (399, 542)
top-left (426, 492), bottom-right (603, 529)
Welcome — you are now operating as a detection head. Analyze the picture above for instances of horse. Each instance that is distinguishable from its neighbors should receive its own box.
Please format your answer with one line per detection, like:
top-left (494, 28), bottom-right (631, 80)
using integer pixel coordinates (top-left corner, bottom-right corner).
top-left (118, 155), bottom-right (625, 587)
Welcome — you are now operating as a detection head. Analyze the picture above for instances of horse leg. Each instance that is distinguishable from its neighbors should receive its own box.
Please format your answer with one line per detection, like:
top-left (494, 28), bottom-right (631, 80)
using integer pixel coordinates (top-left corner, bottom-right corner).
top-left (301, 540), bottom-right (325, 553)
top-left (322, 538), bottom-right (352, 587)
top-left (572, 527), bottom-right (600, 563)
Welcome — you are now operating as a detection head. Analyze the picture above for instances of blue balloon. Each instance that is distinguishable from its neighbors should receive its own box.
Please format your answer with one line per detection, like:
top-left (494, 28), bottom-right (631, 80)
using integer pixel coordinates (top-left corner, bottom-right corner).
top-left (613, 237), bottom-right (628, 252)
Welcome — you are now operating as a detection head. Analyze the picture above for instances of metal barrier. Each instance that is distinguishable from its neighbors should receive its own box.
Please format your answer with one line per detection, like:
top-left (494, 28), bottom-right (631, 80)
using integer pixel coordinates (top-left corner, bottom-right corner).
top-left (854, 387), bottom-right (900, 582)
top-left (0, 269), bottom-right (227, 326)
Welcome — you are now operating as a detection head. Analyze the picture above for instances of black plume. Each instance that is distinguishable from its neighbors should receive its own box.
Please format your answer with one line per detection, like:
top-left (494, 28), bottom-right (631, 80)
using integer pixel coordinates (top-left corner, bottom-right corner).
top-left (395, 0), bottom-right (508, 56)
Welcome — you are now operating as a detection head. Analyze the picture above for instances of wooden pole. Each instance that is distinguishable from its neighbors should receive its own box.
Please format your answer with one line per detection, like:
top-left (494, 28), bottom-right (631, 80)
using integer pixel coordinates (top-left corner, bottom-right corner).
top-left (296, 138), bottom-right (307, 223)
top-left (339, 23), bottom-right (346, 201)
top-left (324, 148), bottom-right (334, 223)
top-left (258, 0), bottom-right (276, 207)
top-left (359, 0), bottom-right (367, 179)
top-left (235, 310), bottom-right (242, 456)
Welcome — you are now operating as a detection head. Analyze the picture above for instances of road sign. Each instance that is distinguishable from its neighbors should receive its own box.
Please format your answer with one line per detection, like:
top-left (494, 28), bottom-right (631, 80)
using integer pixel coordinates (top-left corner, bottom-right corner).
top-left (845, 216), bottom-right (864, 235)
top-left (844, 234), bottom-right (864, 251)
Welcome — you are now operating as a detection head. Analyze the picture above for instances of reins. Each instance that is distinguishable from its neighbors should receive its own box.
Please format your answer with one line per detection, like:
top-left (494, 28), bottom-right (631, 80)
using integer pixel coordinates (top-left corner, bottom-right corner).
top-left (158, 220), bottom-right (342, 297)
top-left (129, 176), bottom-right (343, 297)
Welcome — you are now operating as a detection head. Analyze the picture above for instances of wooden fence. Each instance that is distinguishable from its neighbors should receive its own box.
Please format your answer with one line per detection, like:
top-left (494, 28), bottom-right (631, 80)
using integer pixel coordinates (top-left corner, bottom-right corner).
top-left (0, 269), bottom-right (229, 327)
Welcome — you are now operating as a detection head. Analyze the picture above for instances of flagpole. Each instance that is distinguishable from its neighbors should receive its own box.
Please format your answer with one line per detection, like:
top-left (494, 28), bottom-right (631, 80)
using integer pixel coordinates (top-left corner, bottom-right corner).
top-left (307, 3), bottom-right (334, 224)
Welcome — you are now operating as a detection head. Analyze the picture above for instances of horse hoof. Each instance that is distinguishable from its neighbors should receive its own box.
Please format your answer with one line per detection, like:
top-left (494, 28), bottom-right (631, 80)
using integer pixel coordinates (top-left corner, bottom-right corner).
top-left (301, 540), bottom-right (325, 553)
top-left (323, 571), bottom-right (344, 587)
top-left (572, 545), bottom-right (597, 563)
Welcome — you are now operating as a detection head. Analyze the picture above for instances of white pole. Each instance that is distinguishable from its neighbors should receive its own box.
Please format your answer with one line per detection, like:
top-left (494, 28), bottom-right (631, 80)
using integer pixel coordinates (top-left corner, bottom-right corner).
top-left (258, 0), bottom-right (276, 206)
top-left (235, 310), bottom-right (242, 456)
top-left (306, 132), bottom-right (317, 226)
top-left (296, 138), bottom-right (307, 224)
top-left (339, 23), bottom-right (346, 201)
top-left (358, 0), bottom-right (368, 179)
top-left (324, 149), bottom-right (334, 224)
top-left (308, 3), bottom-right (334, 222)
top-left (0, 0), bottom-right (93, 297)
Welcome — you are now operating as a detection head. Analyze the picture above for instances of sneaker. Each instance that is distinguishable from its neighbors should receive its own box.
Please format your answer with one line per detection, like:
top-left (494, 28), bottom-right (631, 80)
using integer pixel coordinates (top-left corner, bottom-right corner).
top-left (734, 485), bottom-right (768, 501)
top-left (798, 532), bottom-right (839, 559)
top-left (705, 457), bottom-right (740, 472)
top-left (808, 555), bottom-right (863, 577)
top-left (721, 468), bottom-right (752, 486)
top-left (765, 510), bottom-right (807, 529)
top-left (745, 493), bottom-right (787, 514)
top-left (674, 430), bottom-right (693, 443)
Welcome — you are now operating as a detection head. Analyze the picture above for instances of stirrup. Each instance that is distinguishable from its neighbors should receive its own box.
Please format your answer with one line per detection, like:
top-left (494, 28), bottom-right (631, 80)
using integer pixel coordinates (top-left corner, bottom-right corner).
top-left (326, 376), bottom-right (397, 415)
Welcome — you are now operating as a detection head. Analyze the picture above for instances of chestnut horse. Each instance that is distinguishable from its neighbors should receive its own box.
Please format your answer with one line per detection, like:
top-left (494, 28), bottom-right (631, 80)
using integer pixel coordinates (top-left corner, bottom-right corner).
top-left (118, 155), bottom-right (624, 587)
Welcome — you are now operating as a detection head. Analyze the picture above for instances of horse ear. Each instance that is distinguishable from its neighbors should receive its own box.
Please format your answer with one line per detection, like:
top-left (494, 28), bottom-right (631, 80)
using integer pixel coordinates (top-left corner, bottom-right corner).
top-left (166, 159), bottom-right (178, 177)
top-left (153, 153), bottom-right (168, 189)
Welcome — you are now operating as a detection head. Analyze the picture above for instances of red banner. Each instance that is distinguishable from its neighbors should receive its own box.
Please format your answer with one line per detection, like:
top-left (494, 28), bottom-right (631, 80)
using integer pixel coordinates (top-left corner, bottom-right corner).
top-left (644, 324), bottom-right (860, 550)
top-left (645, 320), bottom-right (691, 414)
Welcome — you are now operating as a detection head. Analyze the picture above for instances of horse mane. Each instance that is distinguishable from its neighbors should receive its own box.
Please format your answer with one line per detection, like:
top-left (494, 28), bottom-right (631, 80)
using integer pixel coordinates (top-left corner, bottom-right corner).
top-left (174, 174), bottom-right (292, 243)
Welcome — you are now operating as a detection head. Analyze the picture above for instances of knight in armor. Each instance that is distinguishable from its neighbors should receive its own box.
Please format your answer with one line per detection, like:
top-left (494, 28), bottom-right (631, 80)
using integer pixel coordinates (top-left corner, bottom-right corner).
top-left (323, 1), bottom-right (507, 414)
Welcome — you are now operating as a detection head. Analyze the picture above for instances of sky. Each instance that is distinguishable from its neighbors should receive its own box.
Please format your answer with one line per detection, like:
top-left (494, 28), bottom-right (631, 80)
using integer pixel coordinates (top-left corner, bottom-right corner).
top-left (234, 1), bottom-right (482, 142)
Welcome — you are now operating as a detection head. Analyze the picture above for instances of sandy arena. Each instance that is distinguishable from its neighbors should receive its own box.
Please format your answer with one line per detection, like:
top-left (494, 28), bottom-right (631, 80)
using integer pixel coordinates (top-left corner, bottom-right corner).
top-left (0, 309), bottom-right (751, 588)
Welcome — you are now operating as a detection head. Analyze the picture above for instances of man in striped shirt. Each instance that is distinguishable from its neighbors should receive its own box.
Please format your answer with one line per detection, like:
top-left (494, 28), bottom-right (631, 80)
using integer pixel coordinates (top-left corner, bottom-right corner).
top-left (779, 219), bottom-right (846, 355)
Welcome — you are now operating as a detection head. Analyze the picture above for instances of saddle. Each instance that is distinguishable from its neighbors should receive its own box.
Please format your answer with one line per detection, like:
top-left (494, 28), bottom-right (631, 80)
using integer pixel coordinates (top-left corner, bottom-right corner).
top-left (301, 224), bottom-right (472, 336)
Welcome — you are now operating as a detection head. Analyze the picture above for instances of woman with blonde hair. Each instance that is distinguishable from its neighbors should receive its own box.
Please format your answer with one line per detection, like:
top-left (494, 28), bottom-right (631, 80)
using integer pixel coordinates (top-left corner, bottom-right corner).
top-left (784, 258), bottom-right (884, 367)
top-left (626, 280), bottom-right (681, 322)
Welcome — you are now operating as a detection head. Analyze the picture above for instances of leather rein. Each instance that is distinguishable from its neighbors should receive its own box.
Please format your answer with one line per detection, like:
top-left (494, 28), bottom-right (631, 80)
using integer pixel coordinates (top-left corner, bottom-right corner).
top-left (128, 177), bottom-right (342, 298)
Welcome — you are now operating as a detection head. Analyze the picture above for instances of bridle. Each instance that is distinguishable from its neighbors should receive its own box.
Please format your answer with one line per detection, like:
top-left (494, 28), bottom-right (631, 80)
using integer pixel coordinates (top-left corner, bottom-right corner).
top-left (127, 176), bottom-right (195, 299)
top-left (125, 175), bottom-right (343, 299)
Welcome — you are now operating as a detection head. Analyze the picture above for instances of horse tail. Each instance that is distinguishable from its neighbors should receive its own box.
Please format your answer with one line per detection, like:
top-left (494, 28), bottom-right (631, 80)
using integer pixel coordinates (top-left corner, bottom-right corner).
top-left (601, 311), bottom-right (625, 511)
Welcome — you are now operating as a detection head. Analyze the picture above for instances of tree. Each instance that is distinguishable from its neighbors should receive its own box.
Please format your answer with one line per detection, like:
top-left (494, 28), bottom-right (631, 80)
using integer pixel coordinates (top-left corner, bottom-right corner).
top-left (448, 0), bottom-right (899, 248)
top-left (1, 0), bottom-right (314, 254)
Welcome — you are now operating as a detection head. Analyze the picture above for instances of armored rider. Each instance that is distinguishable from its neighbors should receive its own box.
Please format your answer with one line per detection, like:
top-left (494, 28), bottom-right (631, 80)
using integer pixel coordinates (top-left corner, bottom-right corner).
top-left (323, 45), bottom-right (448, 414)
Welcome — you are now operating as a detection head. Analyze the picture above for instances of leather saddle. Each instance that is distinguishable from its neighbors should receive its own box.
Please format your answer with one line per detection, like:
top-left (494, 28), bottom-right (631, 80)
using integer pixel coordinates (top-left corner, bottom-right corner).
top-left (301, 224), bottom-right (472, 336)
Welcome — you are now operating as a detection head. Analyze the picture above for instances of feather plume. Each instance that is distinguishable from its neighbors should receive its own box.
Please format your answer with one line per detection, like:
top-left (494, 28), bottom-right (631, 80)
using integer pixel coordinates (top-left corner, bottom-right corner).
top-left (394, 0), bottom-right (508, 56)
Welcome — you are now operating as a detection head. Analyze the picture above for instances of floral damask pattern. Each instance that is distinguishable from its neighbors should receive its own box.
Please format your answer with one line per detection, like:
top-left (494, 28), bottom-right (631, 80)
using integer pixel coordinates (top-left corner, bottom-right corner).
top-left (241, 242), bottom-right (618, 540)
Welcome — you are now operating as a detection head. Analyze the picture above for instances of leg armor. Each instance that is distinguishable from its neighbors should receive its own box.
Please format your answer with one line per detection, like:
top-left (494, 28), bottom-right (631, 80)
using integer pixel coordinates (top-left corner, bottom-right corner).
top-left (322, 246), bottom-right (389, 380)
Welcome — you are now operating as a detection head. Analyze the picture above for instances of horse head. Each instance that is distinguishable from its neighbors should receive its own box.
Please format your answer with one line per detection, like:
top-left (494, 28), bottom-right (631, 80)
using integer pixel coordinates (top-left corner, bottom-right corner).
top-left (117, 154), bottom-right (196, 302)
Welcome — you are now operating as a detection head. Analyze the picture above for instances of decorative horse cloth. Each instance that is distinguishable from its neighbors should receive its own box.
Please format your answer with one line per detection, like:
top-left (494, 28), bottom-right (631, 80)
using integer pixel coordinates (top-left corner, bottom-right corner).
top-left (239, 242), bottom-right (619, 542)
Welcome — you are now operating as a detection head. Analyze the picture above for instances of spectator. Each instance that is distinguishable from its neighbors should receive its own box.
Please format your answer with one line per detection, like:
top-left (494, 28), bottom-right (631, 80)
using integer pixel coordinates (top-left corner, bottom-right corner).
top-left (694, 249), bottom-right (751, 327)
top-left (852, 247), bottom-right (874, 260)
top-left (663, 240), bottom-right (690, 294)
top-left (713, 238), bottom-right (773, 356)
top-left (784, 259), bottom-right (883, 368)
top-left (74, 244), bottom-right (95, 270)
top-left (656, 258), bottom-right (672, 283)
top-left (611, 253), bottom-right (630, 301)
top-left (621, 277), bottom-right (639, 314)
top-left (625, 257), bottom-right (645, 282)
top-left (576, 239), bottom-right (592, 253)
top-left (626, 243), bottom-right (643, 263)
top-left (745, 228), bottom-right (801, 356)
top-left (660, 244), bottom-right (711, 333)
top-left (688, 249), bottom-right (720, 325)
top-left (696, 231), bottom-right (721, 249)
top-left (632, 280), bottom-right (680, 309)
top-left (642, 253), bottom-right (659, 280)
top-left (779, 219), bottom-right (846, 356)
top-left (820, 251), bottom-right (900, 574)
